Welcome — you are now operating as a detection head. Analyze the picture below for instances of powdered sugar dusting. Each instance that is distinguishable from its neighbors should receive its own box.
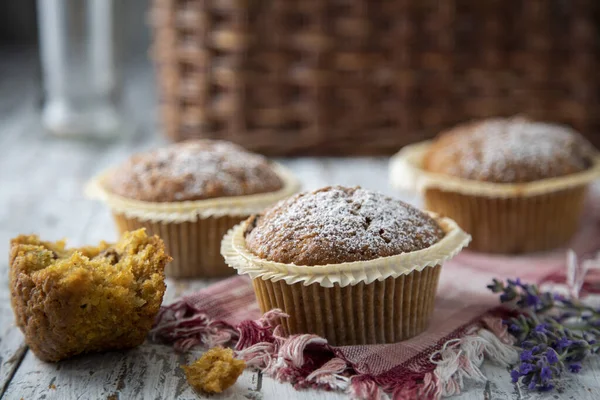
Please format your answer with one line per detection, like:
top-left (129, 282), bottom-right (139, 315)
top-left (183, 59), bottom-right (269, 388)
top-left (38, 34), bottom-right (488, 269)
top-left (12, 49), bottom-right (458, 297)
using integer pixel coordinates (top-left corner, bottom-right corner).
top-left (110, 140), bottom-right (283, 202)
top-left (245, 186), bottom-right (445, 266)
top-left (427, 118), bottom-right (595, 183)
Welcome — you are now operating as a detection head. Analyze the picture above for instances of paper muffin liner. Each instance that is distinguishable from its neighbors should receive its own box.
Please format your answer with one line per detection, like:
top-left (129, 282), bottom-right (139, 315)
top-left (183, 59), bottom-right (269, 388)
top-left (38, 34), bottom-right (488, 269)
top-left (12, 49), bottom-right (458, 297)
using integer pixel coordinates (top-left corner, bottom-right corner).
top-left (251, 266), bottom-right (441, 345)
top-left (390, 141), bottom-right (600, 253)
top-left (424, 187), bottom-right (588, 253)
top-left (221, 215), bottom-right (470, 345)
top-left (86, 162), bottom-right (301, 278)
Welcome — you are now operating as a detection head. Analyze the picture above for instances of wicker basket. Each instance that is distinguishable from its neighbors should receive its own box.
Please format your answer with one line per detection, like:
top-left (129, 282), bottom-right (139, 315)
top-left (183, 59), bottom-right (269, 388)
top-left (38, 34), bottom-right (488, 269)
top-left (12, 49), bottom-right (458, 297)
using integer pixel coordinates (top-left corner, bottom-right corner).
top-left (150, 0), bottom-right (600, 156)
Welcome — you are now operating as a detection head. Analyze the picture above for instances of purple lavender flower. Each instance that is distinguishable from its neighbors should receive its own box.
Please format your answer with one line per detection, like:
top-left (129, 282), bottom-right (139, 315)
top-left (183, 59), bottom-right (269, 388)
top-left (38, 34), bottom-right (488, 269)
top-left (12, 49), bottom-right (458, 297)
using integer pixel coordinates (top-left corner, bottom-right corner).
top-left (556, 337), bottom-right (572, 351)
top-left (515, 278), bottom-right (523, 286)
top-left (525, 293), bottom-right (541, 307)
top-left (540, 366), bottom-right (553, 382)
top-left (509, 323), bottom-right (521, 334)
top-left (510, 369), bottom-right (520, 383)
top-left (546, 348), bottom-right (559, 364)
top-left (520, 350), bottom-right (533, 362)
top-left (568, 363), bottom-right (582, 373)
top-left (539, 384), bottom-right (555, 391)
top-left (488, 277), bottom-right (599, 394)
top-left (519, 363), bottom-right (534, 375)
top-left (508, 278), bottom-right (523, 287)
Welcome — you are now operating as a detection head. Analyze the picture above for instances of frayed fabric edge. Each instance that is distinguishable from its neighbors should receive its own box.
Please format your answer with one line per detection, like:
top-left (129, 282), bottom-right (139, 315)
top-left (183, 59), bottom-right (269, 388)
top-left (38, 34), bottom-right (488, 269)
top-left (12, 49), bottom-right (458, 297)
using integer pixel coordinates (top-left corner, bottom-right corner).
top-left (149, 298), bottom-right (240, 352)
top-left (347, 320), bottom-right (518, 400)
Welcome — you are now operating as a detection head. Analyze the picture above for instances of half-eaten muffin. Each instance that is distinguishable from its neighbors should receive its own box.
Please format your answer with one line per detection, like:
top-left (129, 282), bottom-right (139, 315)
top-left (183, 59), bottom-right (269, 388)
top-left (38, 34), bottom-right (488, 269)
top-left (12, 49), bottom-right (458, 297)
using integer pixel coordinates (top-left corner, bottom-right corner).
top-left (9, 229), bottom-right (171, 362)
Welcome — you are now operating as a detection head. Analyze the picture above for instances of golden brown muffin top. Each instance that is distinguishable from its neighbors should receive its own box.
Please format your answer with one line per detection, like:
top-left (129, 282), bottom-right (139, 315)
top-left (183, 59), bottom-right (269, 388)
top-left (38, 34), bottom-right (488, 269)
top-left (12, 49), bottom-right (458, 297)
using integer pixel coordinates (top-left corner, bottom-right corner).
top-left (244, 186), bottom-right (445, 266)
top-left (423, 117), bottom-right (596, 183)
top-left (108, 140), bottom-right (283, 202)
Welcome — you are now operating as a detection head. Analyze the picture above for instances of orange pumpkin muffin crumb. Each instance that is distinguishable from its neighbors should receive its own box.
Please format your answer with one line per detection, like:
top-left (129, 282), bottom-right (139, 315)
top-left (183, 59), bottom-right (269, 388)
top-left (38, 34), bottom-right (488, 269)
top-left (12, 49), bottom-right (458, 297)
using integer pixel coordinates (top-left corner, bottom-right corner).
top-left (182, 347), bottom-right (246, 394)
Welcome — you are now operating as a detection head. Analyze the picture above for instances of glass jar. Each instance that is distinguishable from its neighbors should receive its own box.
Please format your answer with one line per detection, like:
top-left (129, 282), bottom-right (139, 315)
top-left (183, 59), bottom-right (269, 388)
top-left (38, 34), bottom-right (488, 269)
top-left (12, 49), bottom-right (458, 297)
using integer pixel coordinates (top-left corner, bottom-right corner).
top-left (37, 0), bottom-right (128, 139)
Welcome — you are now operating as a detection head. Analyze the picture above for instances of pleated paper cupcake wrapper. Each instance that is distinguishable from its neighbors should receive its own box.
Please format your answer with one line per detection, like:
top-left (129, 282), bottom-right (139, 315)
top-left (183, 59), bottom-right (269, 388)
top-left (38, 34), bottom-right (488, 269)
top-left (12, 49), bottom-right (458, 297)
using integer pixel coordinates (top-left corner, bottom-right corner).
top-left (114, 212), bottom-right (246, 278)
top-left (389, 141), bottom-right (600, 253)
top-left (252, 265), bottom-right (441, 345)
top-left (221, 215), bottom-right (470, 345)
top-left (424, 187), bottom-right (588, 253)
top-left (85, 162), bottom-right (301, 278)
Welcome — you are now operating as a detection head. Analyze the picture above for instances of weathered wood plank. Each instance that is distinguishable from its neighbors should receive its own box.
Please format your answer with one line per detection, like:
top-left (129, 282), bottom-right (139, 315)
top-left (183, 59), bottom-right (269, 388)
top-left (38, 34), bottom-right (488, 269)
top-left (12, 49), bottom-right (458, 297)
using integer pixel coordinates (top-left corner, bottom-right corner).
top-left (2, 345), bottom-right (260, 400)
top-left (0, 326), bottom-right (26, 398)
top-left (0, 50), bottom-right (50, 398)
top-left (259, 374), bottom-right (347, 400)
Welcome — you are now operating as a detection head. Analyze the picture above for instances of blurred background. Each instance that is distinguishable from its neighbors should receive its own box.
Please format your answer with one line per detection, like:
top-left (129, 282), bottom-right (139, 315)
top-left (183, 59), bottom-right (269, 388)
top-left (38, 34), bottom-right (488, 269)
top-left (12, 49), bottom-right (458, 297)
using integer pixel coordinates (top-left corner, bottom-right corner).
top-left (1, 0), bottom-right (155, 142)
top-left (0, 1), bottom-right (150, 50)
top-left (3, 0), bottom-right (599, 156)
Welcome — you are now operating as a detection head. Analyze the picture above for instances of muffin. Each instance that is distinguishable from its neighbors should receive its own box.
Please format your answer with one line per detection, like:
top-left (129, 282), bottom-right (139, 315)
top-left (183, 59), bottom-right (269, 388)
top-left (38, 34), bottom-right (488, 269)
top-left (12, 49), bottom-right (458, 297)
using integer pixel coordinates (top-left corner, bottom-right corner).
top-left (86, 140), bottom-right (300, 278)
top-left (221, 186), bottom-right (470, 345)
top-left (390, 117), bottom-right (600, 253)
top-left (9, 229), bottom-right (170, 362)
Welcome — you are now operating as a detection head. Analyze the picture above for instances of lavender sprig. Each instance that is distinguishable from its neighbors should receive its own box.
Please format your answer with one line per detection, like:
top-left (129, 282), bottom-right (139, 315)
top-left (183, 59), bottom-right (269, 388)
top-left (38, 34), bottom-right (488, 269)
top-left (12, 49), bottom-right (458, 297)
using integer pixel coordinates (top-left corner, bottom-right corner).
top-left (487, 278), bottom-right (600, 391)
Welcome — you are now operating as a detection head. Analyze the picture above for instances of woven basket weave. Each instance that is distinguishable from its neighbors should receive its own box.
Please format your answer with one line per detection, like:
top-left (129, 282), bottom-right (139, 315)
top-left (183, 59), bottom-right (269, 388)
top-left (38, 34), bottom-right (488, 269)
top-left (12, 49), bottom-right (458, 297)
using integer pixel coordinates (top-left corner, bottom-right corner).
top-left (150, 0), bottom-right (600, 156)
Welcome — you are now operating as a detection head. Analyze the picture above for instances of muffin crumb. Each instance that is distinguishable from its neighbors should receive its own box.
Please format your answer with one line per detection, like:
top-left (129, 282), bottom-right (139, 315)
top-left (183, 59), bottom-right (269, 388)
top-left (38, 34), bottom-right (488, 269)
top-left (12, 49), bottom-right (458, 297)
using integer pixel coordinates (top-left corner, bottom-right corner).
top-left (182, 348), bottom-right (246, 394)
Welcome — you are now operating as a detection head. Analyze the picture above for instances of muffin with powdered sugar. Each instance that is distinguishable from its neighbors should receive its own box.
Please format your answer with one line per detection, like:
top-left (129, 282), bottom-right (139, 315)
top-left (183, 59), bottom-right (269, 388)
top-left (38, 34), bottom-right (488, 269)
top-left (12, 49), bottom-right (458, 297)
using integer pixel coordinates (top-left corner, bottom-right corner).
top-left (391, 117), bottom-right (600, 253)
top-left (88, 139), bottom-right (300, 278)
top-left (222, 186), bottom-right (470, 345)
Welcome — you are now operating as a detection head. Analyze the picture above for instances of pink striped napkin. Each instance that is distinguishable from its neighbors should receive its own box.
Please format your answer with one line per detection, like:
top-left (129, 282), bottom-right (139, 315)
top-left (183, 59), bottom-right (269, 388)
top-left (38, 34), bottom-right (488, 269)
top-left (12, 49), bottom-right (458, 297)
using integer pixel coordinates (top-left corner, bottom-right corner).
top-left (152, 197), bottom-right (600, 400)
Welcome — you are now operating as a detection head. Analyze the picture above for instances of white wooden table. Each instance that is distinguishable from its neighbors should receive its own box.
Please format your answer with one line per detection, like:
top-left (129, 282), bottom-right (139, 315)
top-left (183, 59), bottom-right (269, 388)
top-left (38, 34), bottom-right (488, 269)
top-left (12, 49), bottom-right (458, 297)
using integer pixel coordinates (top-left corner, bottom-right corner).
top-left (1, 49), bottom-right (600, 400)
